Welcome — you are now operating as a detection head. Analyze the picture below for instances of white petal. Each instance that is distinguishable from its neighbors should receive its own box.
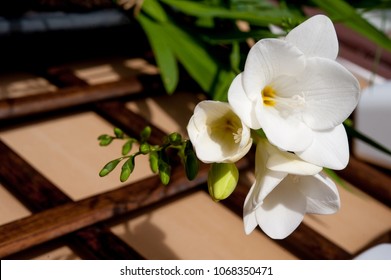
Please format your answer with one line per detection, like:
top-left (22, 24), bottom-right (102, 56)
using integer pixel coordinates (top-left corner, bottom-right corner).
top-left (194, 100), bottom-right (232, 125)
top-left (242, 39), bottom-right (306, 101)
top-left (286, 15), bottom-right (339, 60)
top-left (257, 101), bottom-right (313, 152)
top-left (298, 173), bottom-right (340, 214)
top-left (228, 74), bottom-right (262, 129)
top-left (186, 115), bottom-right (199, 145)
top-left (251, 141), bottom-right (287, 204)
top-left (224, 138), bottom-right (253, 163)
top-left (194, 128), bottom-right (227, 163)
top-left (243, 182), bottom-right (261, 235)
top-left (294, 58), bottom-right (360, 130)
top-left (296, 124), bottom-right (349, 169)
top-left (256, 178), bottom-right (306, 239)
top-left (266, 146), bottom-right (323, 175)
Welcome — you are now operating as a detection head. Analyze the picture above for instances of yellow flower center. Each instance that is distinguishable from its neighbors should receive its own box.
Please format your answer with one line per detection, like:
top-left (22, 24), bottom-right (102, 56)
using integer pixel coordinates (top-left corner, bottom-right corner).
top-left (261, 85), bottom-right (306, 115)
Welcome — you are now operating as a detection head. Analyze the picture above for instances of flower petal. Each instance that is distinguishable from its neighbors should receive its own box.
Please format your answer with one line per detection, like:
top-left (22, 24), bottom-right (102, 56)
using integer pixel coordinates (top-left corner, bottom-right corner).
top-left (243, 182), bottom-right (261, 235)
top-left (266, 144), bottom-right (323, 175)
top-left (288, 57), bottom-right (360, 130)
top-left (187, 100), bottom-right (252, 163)
top-left (256, 178), bottom-right (306, 239)
top-left (194, 128), bottom-right (227, 163)
top-left (251, 141), bottom-right (287, 204)
top-left (286, 14), bottom-right (339, 60)
top-left (257, 100), bottom-right (314, 152)
top-left (228, 74), bottom-right (262, 129)
top-left (296, 124), bottom-right (349, 169)
top-left (298, 173), bottom-right (340, 214)
top-left (242, 39), bottom-right (306, 101)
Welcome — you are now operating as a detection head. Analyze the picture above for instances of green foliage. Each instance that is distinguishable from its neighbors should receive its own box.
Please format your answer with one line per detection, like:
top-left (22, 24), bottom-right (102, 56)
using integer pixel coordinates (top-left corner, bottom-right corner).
top-left (130, 0), bottom-right (391, 104)
top-left (98, 127), bottom-right (199, 185)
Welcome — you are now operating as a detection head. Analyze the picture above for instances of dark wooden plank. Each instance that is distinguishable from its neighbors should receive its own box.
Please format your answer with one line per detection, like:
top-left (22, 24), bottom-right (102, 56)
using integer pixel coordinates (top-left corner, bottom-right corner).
top-left (337, 156), bottom-right (391, 207)
top-left (0, 76), bottom-right (150, 120)
top-left (95, 100), bottom-right (167, 145)
top-left (0, 140), bottom-right (144, 259)
top-left (0, 160), bottom-right (209, 258)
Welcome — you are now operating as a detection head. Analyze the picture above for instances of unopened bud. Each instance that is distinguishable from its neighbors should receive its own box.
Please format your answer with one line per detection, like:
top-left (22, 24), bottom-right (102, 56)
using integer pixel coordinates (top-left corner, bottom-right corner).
top-left (207, 163), bottom-right (238, 202)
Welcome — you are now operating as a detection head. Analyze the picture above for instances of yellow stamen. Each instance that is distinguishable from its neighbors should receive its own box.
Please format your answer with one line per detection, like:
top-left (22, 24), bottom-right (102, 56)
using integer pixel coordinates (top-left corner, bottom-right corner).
top-left (262, 85), bottom-right (276, 106)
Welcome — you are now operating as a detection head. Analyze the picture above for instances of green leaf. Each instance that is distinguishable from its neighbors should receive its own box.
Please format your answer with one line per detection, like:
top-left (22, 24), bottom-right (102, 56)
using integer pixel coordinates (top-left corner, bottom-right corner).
top-left (120, 157), bottom-right (135, 182)
top-left (138, 14), bottom-right (179, 94)
top-left (141, 0), bottom-right (168, 23)
top-left (311, 0), bottom-right (391, 52)
top-left (160, 0), bottom-right (296, 26)
top-left (99, 159), bottom-right (120, 177)
top-left (230, 41), bottom-right (241, 73)
top-left (185, 149), bottom-right (199, 181)
top-left (164, 22), bottom-right (219, 93)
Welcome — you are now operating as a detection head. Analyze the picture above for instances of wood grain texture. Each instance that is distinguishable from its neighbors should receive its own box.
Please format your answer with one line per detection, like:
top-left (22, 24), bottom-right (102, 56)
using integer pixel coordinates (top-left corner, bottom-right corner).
top-left (337, 156), bottom-right (391, 207)
top-left (0, 161), bottom-right (209, 258)
top-left (0, 140), bottom-right (144, 259)
top-left (0, 77), bottom-right (145, 120)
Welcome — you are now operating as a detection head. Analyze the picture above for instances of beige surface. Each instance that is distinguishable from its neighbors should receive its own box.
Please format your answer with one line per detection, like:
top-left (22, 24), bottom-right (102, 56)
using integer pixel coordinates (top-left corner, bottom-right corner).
top-left (126, 92), bottom-right (205, 137)
top-left (111, 191), bottom-right (296, 260)
top-left (0, 112), bottom-right (152, 201)
top-left (0, 183), bottom-right (31, 226)
top-left (70, 57), bottom-right (159, 85)
top-left (0, 73), bottom-right (57, 100)
top-left (31, 246), bottom-right (80, 260)
top-left (304, 182), bottom-right (391, 254)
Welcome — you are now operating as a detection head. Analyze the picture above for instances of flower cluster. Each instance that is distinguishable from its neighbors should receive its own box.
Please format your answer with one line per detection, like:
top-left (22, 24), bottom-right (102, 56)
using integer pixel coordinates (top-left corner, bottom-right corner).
top-left (187, 15), bottom-right (360, 239)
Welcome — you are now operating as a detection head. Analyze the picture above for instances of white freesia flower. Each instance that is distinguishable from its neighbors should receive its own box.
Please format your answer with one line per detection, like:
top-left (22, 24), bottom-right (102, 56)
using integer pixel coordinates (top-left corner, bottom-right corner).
top-left (187, 100), bottom-right (252, 163)
top-left (228, 15), bottom-right (360, 169)
top-left (243, 139), bottom-right (340, 239)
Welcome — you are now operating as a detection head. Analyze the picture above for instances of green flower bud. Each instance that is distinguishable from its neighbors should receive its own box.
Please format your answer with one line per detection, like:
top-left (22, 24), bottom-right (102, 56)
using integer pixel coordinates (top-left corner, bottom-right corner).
top-left (114, 127), bottom-right (124, 138)
top-left (207, 163), bottom-right (239, 202)
top-left (140, 126), bottom-right (152, 141)
top-left (158, 160), bottom-right (171, 185)
top-left (120, 156), bottom-right (135, 182)
top-left (139, 142), bottom-right (150, 154)
top-left (149, 151), bottom-right (159, 173)
top-left (168, 132), bottom-right (182, 145)
top-left (98, 134), bottom-right (113, 146)
top-left (99, 159), bottom-right (120, 177)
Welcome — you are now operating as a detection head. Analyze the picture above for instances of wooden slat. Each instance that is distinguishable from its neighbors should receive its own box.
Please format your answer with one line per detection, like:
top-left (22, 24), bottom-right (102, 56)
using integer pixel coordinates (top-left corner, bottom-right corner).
top-left (95, 100), bottom-right (167, 144)
top-left (0, 76), bottom-right (161, 121)
top-left (0, 140), bottom-right (144, 259)
top-left (0, 161), bottom-right (209, 258)
top-left (337, 156), bottom-right (391, 207)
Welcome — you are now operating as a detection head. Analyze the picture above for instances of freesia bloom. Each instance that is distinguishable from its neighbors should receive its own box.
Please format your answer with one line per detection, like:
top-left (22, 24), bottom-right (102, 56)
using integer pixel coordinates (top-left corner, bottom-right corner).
top-left (228, 15), bottom-right (360, 169)
top-left (243, 139), bottom-right (340, 239)
top-left (187, 100), bottom-right (252, 163)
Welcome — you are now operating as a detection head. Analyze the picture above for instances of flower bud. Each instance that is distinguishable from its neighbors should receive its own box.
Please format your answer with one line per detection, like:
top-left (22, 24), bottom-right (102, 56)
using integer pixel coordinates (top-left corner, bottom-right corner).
top-left (207, 163), bottom-right (239, 202)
